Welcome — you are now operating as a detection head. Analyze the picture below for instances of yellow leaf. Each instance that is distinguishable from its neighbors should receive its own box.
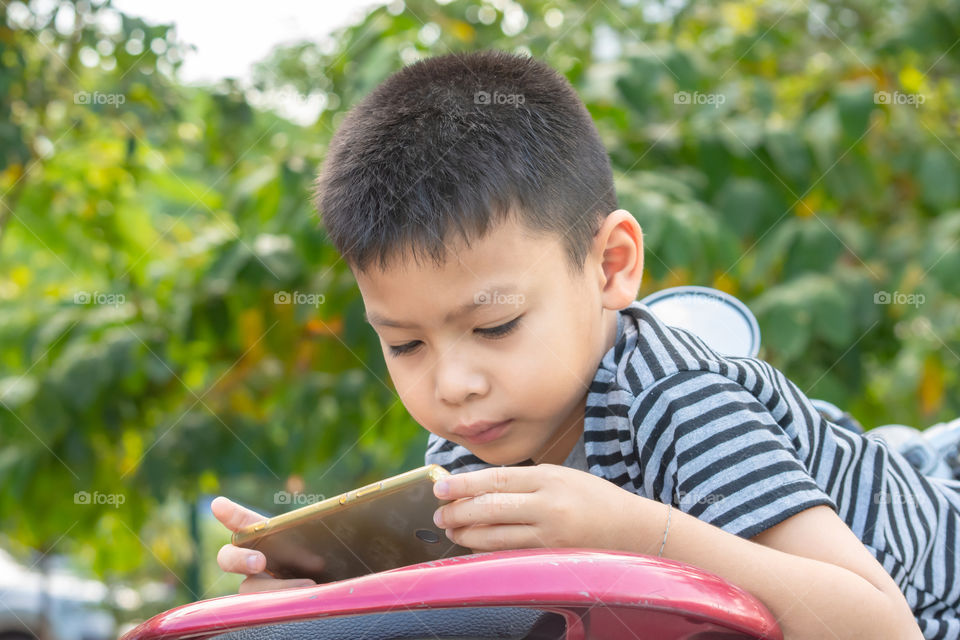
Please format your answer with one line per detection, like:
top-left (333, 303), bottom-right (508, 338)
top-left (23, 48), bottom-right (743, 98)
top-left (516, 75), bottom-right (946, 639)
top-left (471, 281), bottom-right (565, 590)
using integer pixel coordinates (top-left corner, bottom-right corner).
top-left (0, 163), bottom-right (23, 189)
top-left (901, 262), bottom-right (924, 293)
top-left (795, 190), bottom-right (821, 218)
top-left (449, 19), bottom-right (475, 43)
top-left (919, 356), bottom-right (944, 416)
top-left (44, 283), bottom-right (69, 298)
top-left (200, 470), bottom-right (220, 494)
top-left (660, 267), bottom-right (691, 290)
top-left (81, 201), bottom-right (97, 220)
top-left (721, 2), bottom-right (757, 35)
top-left (712, 271), bottom-right (738, 296)
top-left (238, 307), bottom-right (266, 360)
top-left (760, 57), bottom-right (778, 77)
top-left (228, 387), bottom-right (260, 417)
top-left (170, 225), bottom-right (191, 244)
top-left (10, 265), bottom-right (31, 288)
top-left (153, 537), bottom-right (174, 566)
top-left (120, 429), bottom-right (144, 476)
top-left (899, 66), bottom-right (924, 94)
top-left (88, 166), bottom-right (109, 190)
top-left (306, 315), bottom-right (343, 337)
top-left (183, 361), bottom-right (207, 389)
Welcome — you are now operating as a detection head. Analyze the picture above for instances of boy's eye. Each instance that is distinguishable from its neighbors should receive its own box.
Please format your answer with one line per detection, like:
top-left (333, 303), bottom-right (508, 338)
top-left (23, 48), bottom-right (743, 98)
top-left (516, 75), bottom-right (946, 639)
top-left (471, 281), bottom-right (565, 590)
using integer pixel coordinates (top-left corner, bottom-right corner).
top-left (388, 341), bottom-right (422, 357)
top-left (387, 316), bottom-right (523, 357)
top-left (475, 315), bottom-right (522, 338)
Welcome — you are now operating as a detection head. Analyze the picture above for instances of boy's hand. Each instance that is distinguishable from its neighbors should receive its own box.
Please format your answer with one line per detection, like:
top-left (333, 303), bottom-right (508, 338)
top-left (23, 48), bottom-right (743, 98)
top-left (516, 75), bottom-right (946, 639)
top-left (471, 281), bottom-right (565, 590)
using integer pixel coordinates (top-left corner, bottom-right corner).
top-left (431, 465), bottom-right (656, 553)
top-left (211, 496), bottom-right (317, 593)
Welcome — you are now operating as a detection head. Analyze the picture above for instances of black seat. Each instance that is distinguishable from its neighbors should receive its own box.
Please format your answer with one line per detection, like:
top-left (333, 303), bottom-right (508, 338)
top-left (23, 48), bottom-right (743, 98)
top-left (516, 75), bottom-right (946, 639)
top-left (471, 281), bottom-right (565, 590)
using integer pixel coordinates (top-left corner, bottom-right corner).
top-left (210, 606), bottom-right (567, 640)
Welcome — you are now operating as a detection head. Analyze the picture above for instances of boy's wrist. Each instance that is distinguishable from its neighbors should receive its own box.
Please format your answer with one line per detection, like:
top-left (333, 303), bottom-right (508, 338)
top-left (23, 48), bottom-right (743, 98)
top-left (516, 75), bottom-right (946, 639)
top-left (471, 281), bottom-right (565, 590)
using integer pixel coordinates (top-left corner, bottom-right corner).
top-left (607, 491), bottom-right (673, 557)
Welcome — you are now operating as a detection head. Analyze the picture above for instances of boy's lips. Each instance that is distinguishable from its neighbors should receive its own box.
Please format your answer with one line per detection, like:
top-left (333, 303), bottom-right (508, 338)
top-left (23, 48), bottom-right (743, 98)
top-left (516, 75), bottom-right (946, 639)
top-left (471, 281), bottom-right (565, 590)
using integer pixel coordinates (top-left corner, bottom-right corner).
top-left (453, 419), bottom-right (512, 443)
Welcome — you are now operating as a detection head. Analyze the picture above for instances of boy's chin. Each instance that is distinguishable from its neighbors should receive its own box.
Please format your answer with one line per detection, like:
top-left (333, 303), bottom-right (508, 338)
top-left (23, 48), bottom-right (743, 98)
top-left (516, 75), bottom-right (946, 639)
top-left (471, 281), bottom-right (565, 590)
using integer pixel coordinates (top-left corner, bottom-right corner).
top-left (474, 449), bottom-right (537, 467)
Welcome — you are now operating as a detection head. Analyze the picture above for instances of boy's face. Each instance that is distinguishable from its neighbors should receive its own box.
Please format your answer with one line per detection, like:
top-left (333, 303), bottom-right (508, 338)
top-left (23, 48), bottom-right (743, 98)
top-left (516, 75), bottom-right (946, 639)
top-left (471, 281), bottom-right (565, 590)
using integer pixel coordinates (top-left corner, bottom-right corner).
top-left (355, 214), bottom-right (636, 467)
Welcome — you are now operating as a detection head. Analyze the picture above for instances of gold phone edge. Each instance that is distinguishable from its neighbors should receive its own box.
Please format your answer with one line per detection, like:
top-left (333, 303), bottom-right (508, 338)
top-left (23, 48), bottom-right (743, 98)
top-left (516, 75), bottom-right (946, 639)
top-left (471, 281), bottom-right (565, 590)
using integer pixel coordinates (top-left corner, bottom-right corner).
top-left (231, 464), bottom-right (451, 546)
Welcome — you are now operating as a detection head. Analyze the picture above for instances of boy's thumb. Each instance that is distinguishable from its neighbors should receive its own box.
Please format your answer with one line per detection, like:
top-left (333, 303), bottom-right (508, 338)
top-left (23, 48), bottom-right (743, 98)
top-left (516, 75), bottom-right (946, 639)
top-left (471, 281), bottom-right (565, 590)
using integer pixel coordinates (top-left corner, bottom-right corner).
top-left (211, 496), bottom-right (266, 532)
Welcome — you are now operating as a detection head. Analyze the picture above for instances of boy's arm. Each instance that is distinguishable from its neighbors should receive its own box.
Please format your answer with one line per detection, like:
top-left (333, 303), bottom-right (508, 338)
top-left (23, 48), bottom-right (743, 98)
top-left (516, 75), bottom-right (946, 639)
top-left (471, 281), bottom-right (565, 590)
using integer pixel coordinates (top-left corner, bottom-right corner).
top-left (623, 371), bottom-right (921, 637)
top-left (622, 498), bottom-right (923, 639)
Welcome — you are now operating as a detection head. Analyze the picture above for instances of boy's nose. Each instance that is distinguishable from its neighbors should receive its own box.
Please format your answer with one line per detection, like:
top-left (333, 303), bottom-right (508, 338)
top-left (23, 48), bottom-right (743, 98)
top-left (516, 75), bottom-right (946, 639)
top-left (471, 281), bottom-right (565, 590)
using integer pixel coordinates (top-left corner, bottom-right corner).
top-left (435, 358), bottom-right (489, 405)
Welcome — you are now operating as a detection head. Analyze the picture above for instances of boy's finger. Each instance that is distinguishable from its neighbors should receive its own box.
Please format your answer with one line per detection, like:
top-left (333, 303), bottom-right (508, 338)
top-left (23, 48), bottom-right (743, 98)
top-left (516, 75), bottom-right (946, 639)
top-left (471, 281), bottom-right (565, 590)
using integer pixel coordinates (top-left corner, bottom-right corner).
top-left (238, 576), bottom-right (316, 594)
top-left (217, 543), bottom-right (266, 575)
top-left (211, 496), bottom-right (267, 532)
top-left (434, 466), bottom-right (538, 500)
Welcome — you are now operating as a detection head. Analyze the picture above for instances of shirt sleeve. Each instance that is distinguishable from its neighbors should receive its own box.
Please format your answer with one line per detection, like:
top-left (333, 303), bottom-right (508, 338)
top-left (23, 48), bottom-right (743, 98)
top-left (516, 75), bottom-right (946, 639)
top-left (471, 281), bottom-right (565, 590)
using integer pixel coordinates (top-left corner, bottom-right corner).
top-left (631, 370), bottom-right (838, 540)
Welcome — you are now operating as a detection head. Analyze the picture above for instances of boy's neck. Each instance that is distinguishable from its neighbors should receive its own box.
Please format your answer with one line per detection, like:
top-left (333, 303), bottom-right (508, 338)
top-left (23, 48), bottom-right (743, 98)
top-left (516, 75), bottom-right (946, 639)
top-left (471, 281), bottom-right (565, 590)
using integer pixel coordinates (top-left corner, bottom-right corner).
top-left (530, 394), bottom-right (586, 466)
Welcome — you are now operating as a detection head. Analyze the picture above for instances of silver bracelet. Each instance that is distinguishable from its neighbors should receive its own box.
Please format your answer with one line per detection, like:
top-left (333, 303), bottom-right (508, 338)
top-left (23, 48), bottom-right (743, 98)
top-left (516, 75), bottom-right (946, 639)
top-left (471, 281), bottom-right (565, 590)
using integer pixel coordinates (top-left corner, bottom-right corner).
top-left (657, 504), bottom-right (672, 557)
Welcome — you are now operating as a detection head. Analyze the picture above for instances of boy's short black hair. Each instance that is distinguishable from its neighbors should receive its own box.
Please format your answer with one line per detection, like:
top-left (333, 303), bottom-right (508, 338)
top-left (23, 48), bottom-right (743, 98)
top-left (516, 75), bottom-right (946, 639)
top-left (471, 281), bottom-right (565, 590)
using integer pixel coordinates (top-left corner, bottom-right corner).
top-left (313, 50), bottom-right (617, 275)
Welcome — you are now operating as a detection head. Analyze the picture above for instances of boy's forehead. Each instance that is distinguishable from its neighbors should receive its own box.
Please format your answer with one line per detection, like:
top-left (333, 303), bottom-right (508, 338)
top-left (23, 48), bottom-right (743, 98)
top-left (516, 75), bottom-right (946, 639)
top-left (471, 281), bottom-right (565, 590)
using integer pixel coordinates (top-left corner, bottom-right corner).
top-left (355, 253), bottom-right (533, 324)
top-left (354, 219), bottom-right (570, 326)
top-left (356, 217), bottom-right (563, 284)
top-left (362, 281), bottom-right (524, 329)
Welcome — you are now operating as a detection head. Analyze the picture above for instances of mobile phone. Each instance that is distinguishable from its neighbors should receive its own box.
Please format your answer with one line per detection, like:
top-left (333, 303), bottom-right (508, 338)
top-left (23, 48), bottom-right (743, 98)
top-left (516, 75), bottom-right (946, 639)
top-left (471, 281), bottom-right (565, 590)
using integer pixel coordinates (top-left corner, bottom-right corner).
top-left (232, 464), bottom-right (474, 583)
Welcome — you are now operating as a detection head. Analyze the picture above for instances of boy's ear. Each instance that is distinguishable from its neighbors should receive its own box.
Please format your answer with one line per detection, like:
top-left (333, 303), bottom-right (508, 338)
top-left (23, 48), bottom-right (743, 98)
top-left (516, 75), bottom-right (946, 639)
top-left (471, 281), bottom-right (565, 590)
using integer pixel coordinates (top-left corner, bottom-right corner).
top-left (594, 209), bottom-right (644, 309)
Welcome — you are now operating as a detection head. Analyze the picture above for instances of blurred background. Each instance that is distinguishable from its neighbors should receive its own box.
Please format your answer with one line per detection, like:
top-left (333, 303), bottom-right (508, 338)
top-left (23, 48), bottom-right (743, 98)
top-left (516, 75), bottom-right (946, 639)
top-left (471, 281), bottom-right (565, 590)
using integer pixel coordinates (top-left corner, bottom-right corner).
top-left (1, 0), bottom-right (959, 636)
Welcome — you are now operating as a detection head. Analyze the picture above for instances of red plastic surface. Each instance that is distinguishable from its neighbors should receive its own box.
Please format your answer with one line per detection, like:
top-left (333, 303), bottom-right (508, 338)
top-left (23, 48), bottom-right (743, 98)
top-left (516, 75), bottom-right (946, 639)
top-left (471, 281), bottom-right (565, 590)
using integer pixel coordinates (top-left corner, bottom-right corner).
top-left (122, 548), bottom-right (783, 640)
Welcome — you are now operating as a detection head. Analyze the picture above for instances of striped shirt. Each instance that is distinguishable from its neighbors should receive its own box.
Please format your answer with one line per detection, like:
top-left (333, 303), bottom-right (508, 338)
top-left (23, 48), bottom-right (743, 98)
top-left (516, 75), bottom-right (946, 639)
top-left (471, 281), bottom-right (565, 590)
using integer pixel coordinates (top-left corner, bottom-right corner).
top-left (561, 429), bottom-right (588, 471)
top-left (425, 300), bottom-right (960, 638)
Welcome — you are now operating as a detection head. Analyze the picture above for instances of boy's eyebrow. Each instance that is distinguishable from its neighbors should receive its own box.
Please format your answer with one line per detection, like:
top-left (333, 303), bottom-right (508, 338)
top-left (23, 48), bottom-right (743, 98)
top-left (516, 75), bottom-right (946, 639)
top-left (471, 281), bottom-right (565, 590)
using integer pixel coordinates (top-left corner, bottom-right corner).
top-left (364, 284), bottom-right (522, 329)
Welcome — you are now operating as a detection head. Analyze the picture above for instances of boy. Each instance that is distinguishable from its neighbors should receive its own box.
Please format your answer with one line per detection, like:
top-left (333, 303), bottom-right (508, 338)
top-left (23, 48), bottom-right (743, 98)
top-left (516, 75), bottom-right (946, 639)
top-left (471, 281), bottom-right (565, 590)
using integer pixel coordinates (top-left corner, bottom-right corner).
top-left (214, 51), bottom-right (958, 638)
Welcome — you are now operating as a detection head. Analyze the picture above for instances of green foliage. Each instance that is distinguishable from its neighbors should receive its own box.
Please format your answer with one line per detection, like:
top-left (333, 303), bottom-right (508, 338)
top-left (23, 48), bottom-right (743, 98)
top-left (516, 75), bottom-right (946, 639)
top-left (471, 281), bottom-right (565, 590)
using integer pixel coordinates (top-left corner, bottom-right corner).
top-left (1, 0), bottom-right (959, 607)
